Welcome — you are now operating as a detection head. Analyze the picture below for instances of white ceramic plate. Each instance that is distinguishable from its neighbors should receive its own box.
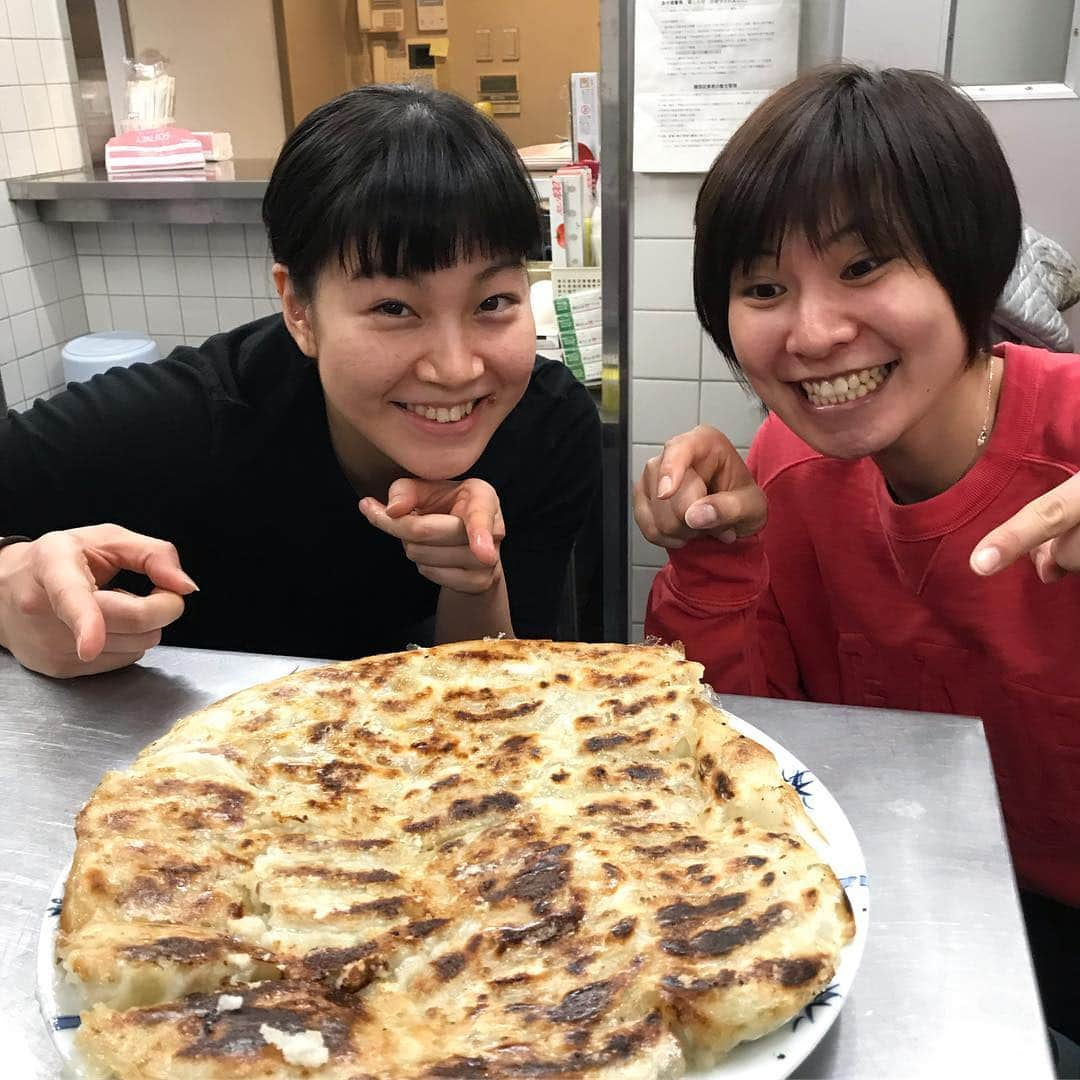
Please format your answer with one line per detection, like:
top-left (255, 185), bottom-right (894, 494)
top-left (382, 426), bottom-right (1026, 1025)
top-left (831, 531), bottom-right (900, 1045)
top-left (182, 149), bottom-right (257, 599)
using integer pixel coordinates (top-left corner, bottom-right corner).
top-left (698, 710), bottom-right (870, 1079)
top-left (38, 708), bottom-right (868, 1080)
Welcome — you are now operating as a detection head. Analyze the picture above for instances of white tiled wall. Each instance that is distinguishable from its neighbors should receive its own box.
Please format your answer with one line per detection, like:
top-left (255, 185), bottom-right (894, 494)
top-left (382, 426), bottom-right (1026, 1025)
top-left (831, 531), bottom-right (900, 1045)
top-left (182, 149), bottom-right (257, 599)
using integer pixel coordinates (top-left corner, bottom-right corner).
top-left (73, 221), bottom-right (278, 355)
top-left (0, 3), bottom-right (270, 413)
top-left (0, 0), bottom-right (278, 415)
top-left (0, 0), bottom-right (91, 411)
top-left (0, 196), bottom-right (88, 409)
top-left (628, 172), bottom-right (763, 627)
top-left (0, 0), bottom-right (88, 180)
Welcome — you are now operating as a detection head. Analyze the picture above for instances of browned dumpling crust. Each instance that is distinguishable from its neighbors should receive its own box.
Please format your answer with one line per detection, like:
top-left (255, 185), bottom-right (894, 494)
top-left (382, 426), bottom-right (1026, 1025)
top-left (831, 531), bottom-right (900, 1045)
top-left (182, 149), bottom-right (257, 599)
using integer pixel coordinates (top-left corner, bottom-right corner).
top-left (60, 640), bottom-right (854, 1079)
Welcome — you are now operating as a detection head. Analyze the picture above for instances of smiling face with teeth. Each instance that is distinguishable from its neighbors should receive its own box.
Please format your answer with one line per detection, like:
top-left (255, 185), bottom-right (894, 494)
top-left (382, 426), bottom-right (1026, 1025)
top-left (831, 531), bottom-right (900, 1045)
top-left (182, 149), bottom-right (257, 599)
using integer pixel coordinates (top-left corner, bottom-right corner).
top-left (278, 256), bottom-right (536, 493)
top-left (727, 227), bottom-right (983, 468)
top-left (692, 66), bottom-right (1023, 497)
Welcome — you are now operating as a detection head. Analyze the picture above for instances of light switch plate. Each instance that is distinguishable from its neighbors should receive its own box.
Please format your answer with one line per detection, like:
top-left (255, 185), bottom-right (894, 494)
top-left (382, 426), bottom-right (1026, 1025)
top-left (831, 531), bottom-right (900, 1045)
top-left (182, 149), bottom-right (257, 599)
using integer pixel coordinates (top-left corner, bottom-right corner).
top-left (474, 28), bottom-right (492, 62)
top-left (416, 0), bottom-right (448, 32)
top-left (358, 0), bottom-right (405, 32)
top-left (501, 27), bottom-right (519, 61)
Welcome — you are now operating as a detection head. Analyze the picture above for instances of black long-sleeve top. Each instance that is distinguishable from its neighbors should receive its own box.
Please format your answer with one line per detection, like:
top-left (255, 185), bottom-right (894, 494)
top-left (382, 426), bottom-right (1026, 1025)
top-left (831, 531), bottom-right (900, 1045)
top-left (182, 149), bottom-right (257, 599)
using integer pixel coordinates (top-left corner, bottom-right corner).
top-left (0, 315), bottom-right (601, 659)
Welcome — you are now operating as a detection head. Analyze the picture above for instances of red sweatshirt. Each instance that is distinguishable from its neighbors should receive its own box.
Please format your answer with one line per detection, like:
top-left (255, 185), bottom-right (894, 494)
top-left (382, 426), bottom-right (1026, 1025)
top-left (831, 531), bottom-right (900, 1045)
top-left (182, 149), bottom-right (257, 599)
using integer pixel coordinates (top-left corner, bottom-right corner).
top-left (646, 343), bottom-right (1080, 906)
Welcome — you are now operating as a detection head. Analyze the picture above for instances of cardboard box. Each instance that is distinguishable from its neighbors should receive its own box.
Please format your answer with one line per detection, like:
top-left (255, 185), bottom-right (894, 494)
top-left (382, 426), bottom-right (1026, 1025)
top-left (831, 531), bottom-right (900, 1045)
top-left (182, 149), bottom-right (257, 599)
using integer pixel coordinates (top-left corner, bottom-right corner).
top-left (578, 342), bottom-right (603, 384)
top-left (550, 171), bottom-right (589, 267)
top-left (570, 72), bottom-right (600, 163)
top-left (562, 287), bottom-right (601, 316)
top-left (562, 343), bottom-right (586, 382)
top-left (560, 323), bottom-right (602, 350)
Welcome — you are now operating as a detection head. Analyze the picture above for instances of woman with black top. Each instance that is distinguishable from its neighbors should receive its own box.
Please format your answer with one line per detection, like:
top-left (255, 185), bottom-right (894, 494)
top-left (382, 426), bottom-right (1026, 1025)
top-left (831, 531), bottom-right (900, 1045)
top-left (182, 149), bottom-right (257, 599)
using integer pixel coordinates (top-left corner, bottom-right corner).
top-left (0, 85), bottom-right (601, 677)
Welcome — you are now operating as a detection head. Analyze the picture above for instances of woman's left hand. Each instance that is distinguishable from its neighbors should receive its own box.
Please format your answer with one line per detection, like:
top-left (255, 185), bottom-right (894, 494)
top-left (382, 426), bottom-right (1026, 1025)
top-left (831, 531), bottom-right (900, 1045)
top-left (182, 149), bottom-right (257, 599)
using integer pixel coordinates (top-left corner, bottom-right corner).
top-left (970, 471), bottom-right (1080, 583)
top-left (359, 477), bottom-right (505, 594)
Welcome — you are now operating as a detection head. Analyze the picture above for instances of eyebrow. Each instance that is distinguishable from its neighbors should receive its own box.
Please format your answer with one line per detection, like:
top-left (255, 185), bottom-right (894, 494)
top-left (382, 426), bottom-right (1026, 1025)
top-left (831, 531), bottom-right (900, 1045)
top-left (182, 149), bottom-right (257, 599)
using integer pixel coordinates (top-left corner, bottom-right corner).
top-left (474, 258), bottom-right (525, 282)
top-left (352, 258), bottom-right (524, 286)
top-left (821, 223), bottom-right (860, 248)
top-left (747, 223), bottom-right (862, 265)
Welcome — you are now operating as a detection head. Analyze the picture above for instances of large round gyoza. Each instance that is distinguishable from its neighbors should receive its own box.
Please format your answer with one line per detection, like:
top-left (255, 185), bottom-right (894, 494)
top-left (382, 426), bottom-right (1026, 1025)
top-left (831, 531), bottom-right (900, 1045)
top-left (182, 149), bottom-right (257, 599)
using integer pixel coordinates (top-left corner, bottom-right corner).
top-left (58, 640), bottom-right (854, 1079)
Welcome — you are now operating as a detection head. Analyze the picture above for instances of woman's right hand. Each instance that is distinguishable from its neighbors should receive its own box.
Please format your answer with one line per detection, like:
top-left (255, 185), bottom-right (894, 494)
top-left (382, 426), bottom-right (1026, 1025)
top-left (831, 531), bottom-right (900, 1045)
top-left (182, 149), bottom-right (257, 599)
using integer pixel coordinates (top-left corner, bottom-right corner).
top-left (0, 524), bottom-right (198, 678)
top-left (634, 425), bottom-right (768, 549)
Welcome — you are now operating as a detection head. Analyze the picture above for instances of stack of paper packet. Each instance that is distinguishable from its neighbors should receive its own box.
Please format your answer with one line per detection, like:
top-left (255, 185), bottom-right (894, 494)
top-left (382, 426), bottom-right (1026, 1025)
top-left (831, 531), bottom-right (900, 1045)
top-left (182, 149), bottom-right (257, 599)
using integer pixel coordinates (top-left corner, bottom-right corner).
top-left (105, 127), bottom-right (233, 179)
top-left (554, 288), bottom-right (602, 385)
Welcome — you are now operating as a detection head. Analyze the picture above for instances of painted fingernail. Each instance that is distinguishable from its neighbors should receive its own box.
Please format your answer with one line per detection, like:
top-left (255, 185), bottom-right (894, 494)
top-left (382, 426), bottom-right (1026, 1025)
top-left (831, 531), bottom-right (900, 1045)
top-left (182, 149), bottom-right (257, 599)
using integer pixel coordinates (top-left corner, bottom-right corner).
top-left (657, 476), bottom-right (673, 498)
top-left (686, 504), bottom-right (718, 529)
top-left (972, 547), bottom-right (1001, 574)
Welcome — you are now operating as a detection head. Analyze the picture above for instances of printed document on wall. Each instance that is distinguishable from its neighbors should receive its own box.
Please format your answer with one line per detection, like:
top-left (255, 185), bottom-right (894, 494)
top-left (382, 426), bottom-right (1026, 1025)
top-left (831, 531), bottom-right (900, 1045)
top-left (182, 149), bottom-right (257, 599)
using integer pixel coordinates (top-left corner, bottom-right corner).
top-left (633, 0), bottom-right (800, 173)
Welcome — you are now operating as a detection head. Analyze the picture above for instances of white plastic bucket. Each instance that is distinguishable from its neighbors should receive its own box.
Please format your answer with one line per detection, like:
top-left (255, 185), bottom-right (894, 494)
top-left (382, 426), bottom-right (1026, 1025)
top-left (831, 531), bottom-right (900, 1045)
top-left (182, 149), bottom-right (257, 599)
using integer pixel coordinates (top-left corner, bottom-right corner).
top-left (61, 331), bottom-right (160, 384)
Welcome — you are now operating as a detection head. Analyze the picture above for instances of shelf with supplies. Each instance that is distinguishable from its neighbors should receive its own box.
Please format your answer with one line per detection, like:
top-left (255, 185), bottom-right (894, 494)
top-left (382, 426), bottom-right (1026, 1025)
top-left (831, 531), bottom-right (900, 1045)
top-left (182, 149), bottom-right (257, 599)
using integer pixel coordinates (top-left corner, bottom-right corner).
top-left (7, 165), bottom-right (558, 225)
top-left (527, 261), bottom-right (604, 392)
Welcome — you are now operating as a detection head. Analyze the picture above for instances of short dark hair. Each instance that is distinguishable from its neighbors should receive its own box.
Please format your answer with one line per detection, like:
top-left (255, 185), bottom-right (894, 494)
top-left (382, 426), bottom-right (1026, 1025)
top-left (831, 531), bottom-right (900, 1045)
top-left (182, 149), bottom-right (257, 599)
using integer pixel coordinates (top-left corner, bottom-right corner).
top-left (694, 64), bottom-right (1022, 370)
top-left (262, 84), bottom-right (542, 298)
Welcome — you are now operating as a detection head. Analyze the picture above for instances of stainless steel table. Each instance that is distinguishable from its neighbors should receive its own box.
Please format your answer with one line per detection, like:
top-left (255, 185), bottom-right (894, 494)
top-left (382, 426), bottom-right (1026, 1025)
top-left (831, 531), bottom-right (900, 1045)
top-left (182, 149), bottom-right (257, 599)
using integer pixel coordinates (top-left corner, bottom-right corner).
top-left (1, 647), bottom-right (1054, 1079)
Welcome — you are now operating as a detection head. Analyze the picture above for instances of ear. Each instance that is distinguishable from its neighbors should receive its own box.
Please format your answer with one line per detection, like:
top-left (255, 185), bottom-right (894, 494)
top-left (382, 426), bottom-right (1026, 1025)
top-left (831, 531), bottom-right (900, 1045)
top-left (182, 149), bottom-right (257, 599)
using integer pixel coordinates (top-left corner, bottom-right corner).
top-left (274, 263), bottom-right (318, 359)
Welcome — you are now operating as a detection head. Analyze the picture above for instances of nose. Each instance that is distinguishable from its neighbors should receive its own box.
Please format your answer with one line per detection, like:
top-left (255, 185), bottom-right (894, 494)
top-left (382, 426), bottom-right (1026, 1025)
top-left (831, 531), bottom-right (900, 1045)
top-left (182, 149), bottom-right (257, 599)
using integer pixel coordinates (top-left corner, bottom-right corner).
top-left (414, 325), bottom-right (485, 386)
top-left (785, 292), bottom-right (858, 361)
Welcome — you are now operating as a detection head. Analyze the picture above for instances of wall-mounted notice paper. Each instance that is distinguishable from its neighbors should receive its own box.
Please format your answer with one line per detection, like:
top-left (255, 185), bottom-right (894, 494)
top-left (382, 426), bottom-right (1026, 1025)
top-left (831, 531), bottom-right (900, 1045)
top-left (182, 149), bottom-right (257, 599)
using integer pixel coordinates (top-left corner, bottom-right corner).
top-left (633, 0), bottom-right (800, 173)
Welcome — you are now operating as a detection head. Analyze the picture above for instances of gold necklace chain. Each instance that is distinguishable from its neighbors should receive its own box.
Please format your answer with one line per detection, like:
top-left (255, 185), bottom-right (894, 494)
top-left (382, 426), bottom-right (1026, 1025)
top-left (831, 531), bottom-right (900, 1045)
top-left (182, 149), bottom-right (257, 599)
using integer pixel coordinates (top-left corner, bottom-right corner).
top-left (975, 354), bottom-right (995, 448)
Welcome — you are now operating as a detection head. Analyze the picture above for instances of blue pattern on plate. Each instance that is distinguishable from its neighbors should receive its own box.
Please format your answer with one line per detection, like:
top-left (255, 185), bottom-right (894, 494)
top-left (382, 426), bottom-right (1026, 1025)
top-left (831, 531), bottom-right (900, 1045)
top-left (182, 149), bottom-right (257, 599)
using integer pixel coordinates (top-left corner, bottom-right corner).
top-left (839, 874), bottom-right (869, 889)
top-left (792, 984), bottom-right (842, 1031)
top-left (46, 897), bottom-right (79, 1034)
top-left (782, 767), bottom-right (814, 808)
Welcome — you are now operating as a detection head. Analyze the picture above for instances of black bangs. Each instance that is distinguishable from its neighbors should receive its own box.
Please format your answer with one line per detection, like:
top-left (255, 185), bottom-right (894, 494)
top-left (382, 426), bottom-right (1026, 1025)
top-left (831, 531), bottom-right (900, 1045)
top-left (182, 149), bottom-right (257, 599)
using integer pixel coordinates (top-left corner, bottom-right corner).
top-left (694, 64), bottom-right (1021, 369)
top-left (725, 94), bottom-right (924, 279)
top-left (336, 107), bottom-right (542, 280)
top-left (263, 86), bottom-right (542, 296)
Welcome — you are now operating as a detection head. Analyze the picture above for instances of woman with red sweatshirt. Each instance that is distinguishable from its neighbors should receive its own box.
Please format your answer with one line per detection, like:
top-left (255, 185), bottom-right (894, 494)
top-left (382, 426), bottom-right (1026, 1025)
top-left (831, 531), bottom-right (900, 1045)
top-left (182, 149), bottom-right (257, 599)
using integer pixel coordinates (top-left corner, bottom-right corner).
top-left (636, 65), bottom-right (1080, 1051)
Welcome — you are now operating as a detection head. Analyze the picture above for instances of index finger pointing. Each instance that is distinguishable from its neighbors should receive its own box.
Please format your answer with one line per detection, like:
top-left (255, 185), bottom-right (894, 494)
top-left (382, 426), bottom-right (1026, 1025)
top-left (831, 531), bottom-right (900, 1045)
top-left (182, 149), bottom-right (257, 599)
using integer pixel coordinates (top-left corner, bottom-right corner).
top-left (86, 529), bottom-right (198, 595)
top-left (971, 474), bottom-right (1080, 575)
top-left (448, 482), bottom-right (501, 565)
top-left (35, 561), bottom-right (106, 662)
top-left (656, 426), bottom-right (736, 500)
top-left (461, 500), bottom-right (500, 566)
top-left (655, 439), bottom-right (696, 500)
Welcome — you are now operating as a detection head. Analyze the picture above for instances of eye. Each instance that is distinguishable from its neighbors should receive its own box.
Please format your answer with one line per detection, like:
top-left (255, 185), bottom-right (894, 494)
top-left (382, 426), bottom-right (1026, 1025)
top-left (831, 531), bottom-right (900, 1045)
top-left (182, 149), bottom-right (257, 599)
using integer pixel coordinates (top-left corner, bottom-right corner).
top-left (841, 255), bottom-right (888, 280)
top-left (477, 294), bottom-right (518, 314)
top-left (741, 282), bottom-right (786, 301)
top-left (373, 299), bottom-right (415, 318)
